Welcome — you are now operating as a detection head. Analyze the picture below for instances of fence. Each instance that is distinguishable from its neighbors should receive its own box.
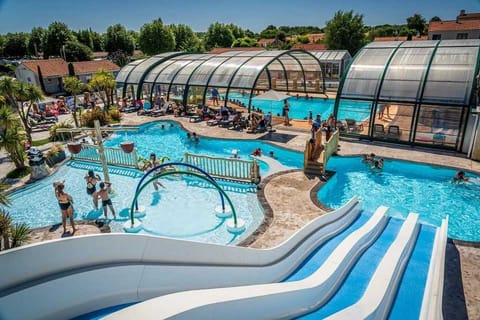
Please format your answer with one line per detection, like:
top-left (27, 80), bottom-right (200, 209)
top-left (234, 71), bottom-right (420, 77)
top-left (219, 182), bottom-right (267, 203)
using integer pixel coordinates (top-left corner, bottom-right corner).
top-left (184, 153), bottom-right (260, 184)
top-left (71, 144), bottom-right (139, 168)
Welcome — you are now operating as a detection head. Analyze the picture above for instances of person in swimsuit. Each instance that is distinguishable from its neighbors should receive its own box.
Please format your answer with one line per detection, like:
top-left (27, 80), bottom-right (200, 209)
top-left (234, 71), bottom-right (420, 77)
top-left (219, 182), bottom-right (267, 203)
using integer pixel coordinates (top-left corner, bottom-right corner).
top-left (54, 181), bottom-right (76, 234)
top-left (97, 182), bottom-right (116, 219)
top-left (150, 153), bottom-right (165, 191)
top-left (84, 169), bottom-right (102, 209)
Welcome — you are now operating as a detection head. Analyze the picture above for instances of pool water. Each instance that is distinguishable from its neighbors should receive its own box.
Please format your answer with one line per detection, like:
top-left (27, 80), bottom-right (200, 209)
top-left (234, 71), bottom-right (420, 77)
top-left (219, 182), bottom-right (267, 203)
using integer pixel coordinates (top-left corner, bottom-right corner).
top-left (227, 93), bottom-right (371, 122)
top-left (319, 156), bottom-right (480, 242)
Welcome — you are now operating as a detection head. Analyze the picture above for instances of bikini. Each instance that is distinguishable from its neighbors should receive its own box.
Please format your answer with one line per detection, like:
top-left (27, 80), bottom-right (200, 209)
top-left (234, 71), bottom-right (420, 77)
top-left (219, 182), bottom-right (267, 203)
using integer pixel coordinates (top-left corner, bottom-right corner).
top-left (86, 177), bottom-right (96, 195)
top-left (58, 201), bottom-right (71, 211)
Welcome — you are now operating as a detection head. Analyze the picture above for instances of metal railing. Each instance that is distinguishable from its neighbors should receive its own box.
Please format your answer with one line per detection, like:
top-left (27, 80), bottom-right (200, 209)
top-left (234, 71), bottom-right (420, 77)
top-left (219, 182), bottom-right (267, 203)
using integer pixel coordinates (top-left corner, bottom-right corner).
top-left (184, 152), bottom-right (260, 184)
top-left (320, 130), bottom-right (339, 174)
top-left (71, 144), bottom-right (139, 168)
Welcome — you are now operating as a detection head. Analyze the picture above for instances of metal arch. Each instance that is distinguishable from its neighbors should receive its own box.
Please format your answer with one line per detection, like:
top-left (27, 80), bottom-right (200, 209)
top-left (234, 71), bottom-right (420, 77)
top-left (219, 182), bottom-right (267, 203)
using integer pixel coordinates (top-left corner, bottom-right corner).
top-left (165, 58), bottom-right (204, 106)
top-left (148, 59), bottom-right (181, 102)
top-left (181, 54), bottom-right (221, 106)
top-left (201, 51), bottom-right (251, 105)
top-left (134, 52), bottom-right (187, 100)
top-left (129, 170), bottom-right (238, 226)
top-left (134, 162), bottom-right (226, 212)
top-left (411, 40), bottom-right (442, 145)
top-left (368, 41), bottom-right (405, 137)
top-left (285, 52), bottom-right (308, 93)
top-left (217, 51), bottom-right (269, 107)
top-left (119, 59), bottom-right (146, 98)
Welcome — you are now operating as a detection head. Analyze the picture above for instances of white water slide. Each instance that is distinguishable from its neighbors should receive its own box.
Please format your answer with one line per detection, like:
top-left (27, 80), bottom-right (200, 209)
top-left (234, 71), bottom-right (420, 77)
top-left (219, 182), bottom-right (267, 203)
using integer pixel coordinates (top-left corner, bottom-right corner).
top-left (0, 198), bottom-right (446, 320)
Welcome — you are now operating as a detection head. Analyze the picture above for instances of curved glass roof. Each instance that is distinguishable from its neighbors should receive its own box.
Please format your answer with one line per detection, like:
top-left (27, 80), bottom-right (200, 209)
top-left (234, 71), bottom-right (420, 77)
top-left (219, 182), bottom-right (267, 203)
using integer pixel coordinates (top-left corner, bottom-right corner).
top-left (116, 50), bottom-right (325, 99)
top-left (338, 40), bottom-right (480, 106)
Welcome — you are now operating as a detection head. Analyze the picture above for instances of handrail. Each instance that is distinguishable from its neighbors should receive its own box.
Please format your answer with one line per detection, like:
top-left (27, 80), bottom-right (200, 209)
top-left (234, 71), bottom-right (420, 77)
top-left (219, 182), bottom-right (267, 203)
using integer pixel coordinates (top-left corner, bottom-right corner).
top-left (71, 144), bottom-right (139, 169)
top-left (184, 152), bottom-right (260, 184)
top-left (322, 130), bottom-right (340, 174)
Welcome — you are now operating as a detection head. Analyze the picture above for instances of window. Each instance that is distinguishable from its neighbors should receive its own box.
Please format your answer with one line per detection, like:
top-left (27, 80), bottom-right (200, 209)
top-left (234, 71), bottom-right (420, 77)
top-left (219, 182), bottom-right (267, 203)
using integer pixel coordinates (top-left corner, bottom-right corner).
top-left (456, 33), bottom-right (468, 39)
top-left (432, 34), bottom-right (441, 40)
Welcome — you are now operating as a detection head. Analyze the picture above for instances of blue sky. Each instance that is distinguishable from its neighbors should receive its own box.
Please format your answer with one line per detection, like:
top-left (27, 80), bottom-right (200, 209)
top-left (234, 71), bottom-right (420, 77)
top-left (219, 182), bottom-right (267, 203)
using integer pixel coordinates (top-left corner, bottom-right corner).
top-left (0, 0), bottom-right (479, 34)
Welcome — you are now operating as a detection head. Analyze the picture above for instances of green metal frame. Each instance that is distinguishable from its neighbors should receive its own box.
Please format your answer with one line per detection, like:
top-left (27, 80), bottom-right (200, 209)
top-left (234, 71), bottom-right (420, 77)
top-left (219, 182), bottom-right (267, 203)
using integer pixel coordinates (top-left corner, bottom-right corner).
top-left (129, 170), bottom-right (238, 226)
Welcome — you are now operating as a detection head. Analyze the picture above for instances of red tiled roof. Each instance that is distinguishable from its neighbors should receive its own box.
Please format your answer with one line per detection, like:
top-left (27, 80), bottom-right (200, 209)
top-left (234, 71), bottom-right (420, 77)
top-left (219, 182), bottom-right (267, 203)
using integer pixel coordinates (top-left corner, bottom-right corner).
top-left (72, 60), bottom-right (120, 74)
top-left (21, 59), bottom-right (120, 78)
top-left (458, 13), bottom-right (480, 20)
top-left (374, 36), bottom-right (429, 42)
top-left (208, 47), bottom-right (265, 54)
top-left (291, 43), bottom-right (327, 50)
top-left (429, 19), bottom-right (480, 32)
top-left (258, 38), bottom-right (278, 44)
top-left (93, 51), bottom-right (109, 58)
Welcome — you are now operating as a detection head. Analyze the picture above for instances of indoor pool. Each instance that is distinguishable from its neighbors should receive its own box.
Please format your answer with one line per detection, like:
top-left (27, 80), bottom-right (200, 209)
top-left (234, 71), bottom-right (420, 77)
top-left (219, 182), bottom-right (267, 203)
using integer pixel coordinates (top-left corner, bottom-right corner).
top-left (227, 93), bottom-right (371, 122)
top-left (319, 156), bottom-right (480, 242)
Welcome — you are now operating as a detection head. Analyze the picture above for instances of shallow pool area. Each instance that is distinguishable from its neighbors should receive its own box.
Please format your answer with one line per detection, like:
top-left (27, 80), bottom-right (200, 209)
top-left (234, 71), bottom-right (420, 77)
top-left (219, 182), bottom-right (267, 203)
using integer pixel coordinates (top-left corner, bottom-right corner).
top-left (319, 156), bottom-right (480, 242)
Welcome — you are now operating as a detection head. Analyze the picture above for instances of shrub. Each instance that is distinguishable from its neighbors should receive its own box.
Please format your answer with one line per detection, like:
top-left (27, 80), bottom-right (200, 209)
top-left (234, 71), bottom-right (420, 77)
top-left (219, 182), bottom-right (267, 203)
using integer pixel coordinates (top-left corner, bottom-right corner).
top-left (45, 144), bottom-right (64, 158)
top-left (108, 108), bottom-right (122, 122)
top-left (6, 167), bottom-right (32, 179)
top-left (82, 108), bottom-right (110, 127)
top-left (50, 121), bottom-right (74, 141)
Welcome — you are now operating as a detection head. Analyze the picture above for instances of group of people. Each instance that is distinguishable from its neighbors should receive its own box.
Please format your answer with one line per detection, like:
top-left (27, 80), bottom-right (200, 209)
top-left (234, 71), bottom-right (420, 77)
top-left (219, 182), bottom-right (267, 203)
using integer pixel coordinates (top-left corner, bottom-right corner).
top-left (362, 153), bottom-right (384, 171)
top-left (53, 169), bottom-right (115, 234)
top-left (186, 131), bottom-right (199, 143)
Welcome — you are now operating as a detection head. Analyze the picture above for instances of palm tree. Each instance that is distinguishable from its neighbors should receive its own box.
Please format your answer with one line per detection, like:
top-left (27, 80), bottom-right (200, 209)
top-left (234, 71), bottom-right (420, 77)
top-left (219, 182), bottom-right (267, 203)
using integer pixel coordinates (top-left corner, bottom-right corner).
top-left (63, 76), bottom-right (86, 127)
top-left (0, 209), bottom-right (12, 250)
top-left (13, 81), bottom-right (44, 144)
top-left (0, 77), bottom-right (18, 108)
top-left (0, 105), bottom-right (27, 169)
top-left (0, 183), bottom-right (11, 207)
top-left (88, 69), bottom-right (116, 113)
top-left (10, 222), bottom-right (30, 248)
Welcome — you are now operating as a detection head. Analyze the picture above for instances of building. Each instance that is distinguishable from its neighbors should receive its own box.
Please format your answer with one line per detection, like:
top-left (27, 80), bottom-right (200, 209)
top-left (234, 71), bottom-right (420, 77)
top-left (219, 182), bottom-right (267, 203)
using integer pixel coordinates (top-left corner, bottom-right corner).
top-left (374, 35), bottom-right (429, 42)
top-left (208, 47), bottom-right (265, 54)
top-left (291, 43), bottom-right (327, 51)
top-left (15, 59), bottom-right (120, 94)
top-left (428, 10), bottom-right (480, 40)
top-left (258, 38), bottom-right (283, 48)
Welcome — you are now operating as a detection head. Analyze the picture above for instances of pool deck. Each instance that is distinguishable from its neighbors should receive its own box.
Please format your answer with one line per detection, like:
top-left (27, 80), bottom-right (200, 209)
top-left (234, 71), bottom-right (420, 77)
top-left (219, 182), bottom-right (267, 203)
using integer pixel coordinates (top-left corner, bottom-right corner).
top-left (2, 112), bottom-right (479, 319)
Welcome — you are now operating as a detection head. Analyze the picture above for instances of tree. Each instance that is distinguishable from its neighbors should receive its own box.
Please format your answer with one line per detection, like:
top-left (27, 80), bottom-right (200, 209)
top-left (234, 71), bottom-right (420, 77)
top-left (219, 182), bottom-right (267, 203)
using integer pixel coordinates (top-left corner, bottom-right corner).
top-left (27, 27), bottom-right (46, 57)
top-left (0, 183), bottom-right (11, 208)
top-left (3, 33), bottom-right (29, 58)
top-left (430, 16), bottom-right (442, 22)
top-left (0, 77), bottom-right (44, 144)
top-left (63, 76), bottom-right (86, 127)
top-left (64, 40), bottom-right (92, 61)
top-left (88, 69), bottom-right (116, 112)
top-left (259, 25), bottom-right (278, 39)
top-left (0, 105), bottom-right (27, 170)
top-left (0, 209), bottom-right (30, 251)
top-left (138, 18), bottom-right (176, 55)
top-left (324, 10), bottom-right (366, 56)
top-left (169, 24), bottom-right (201, 52)
top-left (110, 50), bottom-right (129, 67)
top-left (406, 14), bottom-right (427, 35)
top-left (226, 24), bottom-right (245, 39)
top-left (75, 29), bottom-right (94, 50)
top-left (44, 22), bottom-right (74, 59)
top-left (104, 24), bottom-right (135, 55)
top-left (91, 30), bottom-right (104, 51)
top-left (204, 22), bottom-right (235, 50)
top-left (231, 36), bottom-right (258, 47)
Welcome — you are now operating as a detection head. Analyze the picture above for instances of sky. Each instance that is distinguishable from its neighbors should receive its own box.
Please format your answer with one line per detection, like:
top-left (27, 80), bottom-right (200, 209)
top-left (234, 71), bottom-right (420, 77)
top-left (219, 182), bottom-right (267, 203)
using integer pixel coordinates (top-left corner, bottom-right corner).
top-left (0, 0), bottom-right (479, 34)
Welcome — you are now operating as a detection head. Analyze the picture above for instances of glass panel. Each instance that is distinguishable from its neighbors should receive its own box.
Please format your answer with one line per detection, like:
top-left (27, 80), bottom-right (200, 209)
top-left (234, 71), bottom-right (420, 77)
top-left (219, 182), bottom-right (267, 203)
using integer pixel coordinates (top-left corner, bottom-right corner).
top-left (439, 39), bottom-right (480, 47)
top-left (153, 60), bottom-right (192, 84)
top-left (230, 57), bottom-right (273, 88)
top-left (144, 59), bottom-right (178, 83)
top-left (171, 60), bottom-right (205, 85)
top-left (116, 59), bottom-right (145, 83)
top-left (189, 57), bottom-right (231, 86)
top-left (365, 41), bottom-right (402, 48)
top-left (336, 99), bottom-right (372, 136)
top-left (341, 48), bottom-right (395, 99)
top-left (209, 56), bottom-right (252, 87)
top-left (379, 47), bottom-right (433, 101)
top-left (415, 105), bottom-right (465, 148)
top-left (126, 54), bottom-right (171, 84)
top-left (422, 46), bottom-right (478, 105)
top-left (372, 103), bottom-right (413, 142)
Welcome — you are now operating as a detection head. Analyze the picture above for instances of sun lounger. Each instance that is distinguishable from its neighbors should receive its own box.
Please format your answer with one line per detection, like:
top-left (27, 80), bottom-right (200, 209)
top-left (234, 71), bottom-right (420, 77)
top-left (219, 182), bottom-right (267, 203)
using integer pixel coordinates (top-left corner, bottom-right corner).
top-left (387, 125), bottom-right (401, 140)
top-left (151, 102), bottom-right (171, 117)
top-left (207, 115), bottom-right (222, 126)
top-left (28, 118), bottom-right (54, 131)
top-left (374, 124), bottom-right (385, 138)
top-left (345, 118), bottom-right (363, 133)
top-left (219, 115), bottom-right (235, 128)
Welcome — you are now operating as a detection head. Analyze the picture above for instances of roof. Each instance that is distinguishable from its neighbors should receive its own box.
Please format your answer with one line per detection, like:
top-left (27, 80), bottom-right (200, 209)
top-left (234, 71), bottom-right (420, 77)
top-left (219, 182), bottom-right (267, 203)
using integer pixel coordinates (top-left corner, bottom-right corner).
top-left (429, 19), bottom-right (480, 32)
top-left (457, 12), bottom-right (480, 20)
top-left (209, 47), bottom-right (265, 54)
top-left (291, 43), bottom-right (327, 50)
top-left (20, 59), bottom-right (120, 78)
top-left (258, 38), bottom-right (281, 44)
top-left (374, 36), bottom-right (429, 42)
top-left (93, 51), bottom-right (109, 58)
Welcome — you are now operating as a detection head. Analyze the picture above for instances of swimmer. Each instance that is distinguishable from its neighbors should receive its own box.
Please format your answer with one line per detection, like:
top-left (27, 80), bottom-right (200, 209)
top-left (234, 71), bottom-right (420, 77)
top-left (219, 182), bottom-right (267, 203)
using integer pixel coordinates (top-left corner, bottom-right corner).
top-left (251, 148), bottom-right (262, 157)
top-left (192, 132), bottom-right (199, 143)
top-left (97, 182), bottom-right (116, 219)
top-left (269, 151), bottom-right (276, 159)
top-left (231, 149), bottom-right (240, 159)
top-left (452, 170), bottom-right (467, 183)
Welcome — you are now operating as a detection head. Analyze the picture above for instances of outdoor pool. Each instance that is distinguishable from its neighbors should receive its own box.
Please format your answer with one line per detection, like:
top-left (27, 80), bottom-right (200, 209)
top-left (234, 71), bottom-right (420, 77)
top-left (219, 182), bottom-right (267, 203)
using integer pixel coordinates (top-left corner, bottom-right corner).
top-left (319, 156), bottom-right (480, 242)
top-left (227, 93), bottom-right (371, 122)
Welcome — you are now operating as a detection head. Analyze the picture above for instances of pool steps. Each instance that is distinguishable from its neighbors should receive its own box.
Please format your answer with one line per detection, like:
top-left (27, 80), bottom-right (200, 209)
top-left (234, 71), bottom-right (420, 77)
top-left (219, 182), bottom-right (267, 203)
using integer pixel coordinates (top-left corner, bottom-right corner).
top-left (104, 206), bottom-right (390, 320)
top-left (0, 198), bottom-right (361, 320)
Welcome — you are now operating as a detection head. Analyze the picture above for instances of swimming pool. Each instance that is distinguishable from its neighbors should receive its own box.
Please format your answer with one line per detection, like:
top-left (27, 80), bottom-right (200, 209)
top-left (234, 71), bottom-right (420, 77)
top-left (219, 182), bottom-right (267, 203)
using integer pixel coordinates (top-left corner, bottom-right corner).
top-left (8, 121), bottom-right (302, 245)
top-left (226, 93), bottom-right (371, 122)
top-left (319, 156), bottom-right (480, 242)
